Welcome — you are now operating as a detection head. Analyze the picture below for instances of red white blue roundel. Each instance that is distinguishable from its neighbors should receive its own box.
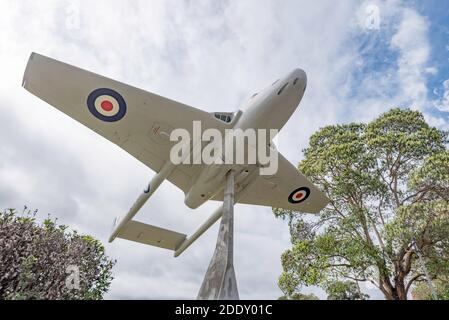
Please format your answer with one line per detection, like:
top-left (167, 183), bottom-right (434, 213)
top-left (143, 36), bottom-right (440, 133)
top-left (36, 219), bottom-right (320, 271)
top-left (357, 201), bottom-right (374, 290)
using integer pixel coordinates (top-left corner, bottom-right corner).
top-left (87, 88), bottom-right (127, 122)
top-left (288, 187), bottom-right (310, 204)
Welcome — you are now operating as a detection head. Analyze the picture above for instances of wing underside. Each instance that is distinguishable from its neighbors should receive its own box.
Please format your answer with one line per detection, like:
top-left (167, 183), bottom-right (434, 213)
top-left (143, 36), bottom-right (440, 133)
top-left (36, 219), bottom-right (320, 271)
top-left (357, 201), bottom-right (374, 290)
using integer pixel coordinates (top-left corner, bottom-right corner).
top-left (213, 152), bottom-right (329, 213)
top-left (23, 52), bottom-right (229, 194)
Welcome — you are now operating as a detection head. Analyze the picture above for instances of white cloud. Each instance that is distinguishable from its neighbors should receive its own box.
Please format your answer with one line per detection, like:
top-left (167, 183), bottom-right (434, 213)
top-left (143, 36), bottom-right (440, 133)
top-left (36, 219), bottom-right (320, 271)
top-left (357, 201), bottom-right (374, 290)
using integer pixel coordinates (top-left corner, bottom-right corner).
top-left (390, 8), bottom-right (431, 110)
top-left (433, 79), bottom-right (449, 112)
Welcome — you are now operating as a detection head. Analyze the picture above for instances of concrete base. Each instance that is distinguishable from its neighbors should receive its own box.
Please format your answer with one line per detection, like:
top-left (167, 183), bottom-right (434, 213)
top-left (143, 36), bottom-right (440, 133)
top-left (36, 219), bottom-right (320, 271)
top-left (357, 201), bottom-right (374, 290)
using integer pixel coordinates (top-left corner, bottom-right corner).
top-left (197, 170), bottom-right (239, 300)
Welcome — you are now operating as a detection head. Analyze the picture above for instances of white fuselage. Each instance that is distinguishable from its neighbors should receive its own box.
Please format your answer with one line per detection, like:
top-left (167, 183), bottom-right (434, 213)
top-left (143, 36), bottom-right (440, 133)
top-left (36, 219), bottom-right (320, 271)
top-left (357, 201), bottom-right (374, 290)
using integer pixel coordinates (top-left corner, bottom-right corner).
top-left (184, 69), bottom-right (307, 209)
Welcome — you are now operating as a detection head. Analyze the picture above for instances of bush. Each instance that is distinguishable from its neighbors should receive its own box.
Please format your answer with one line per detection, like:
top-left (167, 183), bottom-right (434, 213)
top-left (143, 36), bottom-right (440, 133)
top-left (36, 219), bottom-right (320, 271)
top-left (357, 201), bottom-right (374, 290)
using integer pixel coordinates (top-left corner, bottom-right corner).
top-left (0, 207), bottom-right (115, 299)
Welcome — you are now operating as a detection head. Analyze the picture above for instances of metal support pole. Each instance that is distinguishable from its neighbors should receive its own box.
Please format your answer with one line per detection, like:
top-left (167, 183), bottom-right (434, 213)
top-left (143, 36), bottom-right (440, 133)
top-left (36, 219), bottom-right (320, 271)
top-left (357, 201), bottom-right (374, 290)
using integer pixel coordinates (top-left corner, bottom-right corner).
top-left (197, 170), bottom-right (239, 300)
top-left (174, 206), bottom-right (223, 257)
top-left (175, 170), bottom-right (258, 258)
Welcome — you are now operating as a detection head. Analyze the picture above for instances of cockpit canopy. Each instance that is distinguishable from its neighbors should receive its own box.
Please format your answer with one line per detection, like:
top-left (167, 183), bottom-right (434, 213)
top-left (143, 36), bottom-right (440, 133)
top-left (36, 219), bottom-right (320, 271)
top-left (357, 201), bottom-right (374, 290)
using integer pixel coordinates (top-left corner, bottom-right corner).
top-left (212, 112), bottom-right (233, 123)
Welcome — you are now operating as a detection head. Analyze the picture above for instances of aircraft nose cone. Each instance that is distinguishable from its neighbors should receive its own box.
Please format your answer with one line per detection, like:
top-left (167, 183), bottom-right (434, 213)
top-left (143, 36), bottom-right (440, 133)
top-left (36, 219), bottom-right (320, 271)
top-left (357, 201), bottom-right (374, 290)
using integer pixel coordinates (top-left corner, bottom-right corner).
top-left (290, 68), bottom-right (307, 84)
top-left (283, 68), bottom-right (307, 93)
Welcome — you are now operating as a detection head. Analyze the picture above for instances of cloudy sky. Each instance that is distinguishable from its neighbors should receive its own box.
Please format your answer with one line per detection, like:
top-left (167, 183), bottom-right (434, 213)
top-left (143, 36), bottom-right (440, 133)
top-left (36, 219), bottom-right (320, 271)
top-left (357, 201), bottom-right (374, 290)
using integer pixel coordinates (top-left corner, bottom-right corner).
top-left (0, 0), bottom-right (448, 299)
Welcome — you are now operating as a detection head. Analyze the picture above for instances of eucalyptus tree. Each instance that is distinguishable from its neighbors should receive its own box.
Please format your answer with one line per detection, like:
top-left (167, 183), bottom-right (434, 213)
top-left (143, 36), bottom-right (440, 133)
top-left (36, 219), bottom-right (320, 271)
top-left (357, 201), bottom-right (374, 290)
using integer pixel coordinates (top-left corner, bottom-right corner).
top-left (275, 109), bottom-right (448, 300)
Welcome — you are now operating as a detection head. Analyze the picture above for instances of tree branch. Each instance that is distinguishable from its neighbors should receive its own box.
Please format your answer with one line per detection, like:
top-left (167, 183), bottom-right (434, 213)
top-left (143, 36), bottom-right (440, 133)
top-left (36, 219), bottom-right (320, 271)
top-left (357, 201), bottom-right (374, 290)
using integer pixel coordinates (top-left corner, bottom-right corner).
top-left (345, 275), bottom-right (368, 282)
top-left (401, 187), bottom-right (430, 205)
top-left (405, 273), bottom-right (424, 296)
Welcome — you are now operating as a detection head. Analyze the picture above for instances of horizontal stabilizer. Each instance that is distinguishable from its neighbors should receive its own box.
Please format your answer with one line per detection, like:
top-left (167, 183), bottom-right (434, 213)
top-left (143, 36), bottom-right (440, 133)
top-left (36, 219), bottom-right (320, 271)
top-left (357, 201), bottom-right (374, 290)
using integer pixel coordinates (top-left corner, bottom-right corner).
top-left (116, 220), bottom-right (187, 251)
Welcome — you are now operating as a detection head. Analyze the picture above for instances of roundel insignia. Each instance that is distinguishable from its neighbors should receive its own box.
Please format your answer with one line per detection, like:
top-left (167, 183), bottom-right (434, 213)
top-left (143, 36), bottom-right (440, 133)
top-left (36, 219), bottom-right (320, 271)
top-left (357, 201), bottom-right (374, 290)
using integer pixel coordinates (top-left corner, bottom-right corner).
top-left (288, 187), bottom-right (310, 204)
top-left (87, 88), bottom-right (127, 122)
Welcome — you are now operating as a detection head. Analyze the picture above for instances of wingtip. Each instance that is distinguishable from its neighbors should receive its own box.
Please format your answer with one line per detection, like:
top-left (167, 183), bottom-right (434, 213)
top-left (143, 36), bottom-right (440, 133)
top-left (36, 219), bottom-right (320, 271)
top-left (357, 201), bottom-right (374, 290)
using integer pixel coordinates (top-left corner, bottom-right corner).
top-left (108, 216), bottom-right (121, 243)
top-left (22, 52), bottom-right (37, 88)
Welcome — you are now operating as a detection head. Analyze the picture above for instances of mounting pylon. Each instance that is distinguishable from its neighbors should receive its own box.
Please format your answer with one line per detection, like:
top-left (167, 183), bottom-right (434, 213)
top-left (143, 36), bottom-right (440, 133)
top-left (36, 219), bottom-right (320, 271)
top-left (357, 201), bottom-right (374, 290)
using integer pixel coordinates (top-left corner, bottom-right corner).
top-left (197, 170), bottom-right (239, 300)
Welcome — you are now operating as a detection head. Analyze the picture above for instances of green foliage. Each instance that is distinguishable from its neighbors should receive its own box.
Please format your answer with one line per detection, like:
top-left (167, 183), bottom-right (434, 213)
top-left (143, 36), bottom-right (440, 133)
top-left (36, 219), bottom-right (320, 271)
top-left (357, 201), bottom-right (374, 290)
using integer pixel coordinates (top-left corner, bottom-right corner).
top-left (325, 280), bottom-right (369, 300)
top-left (279, 292), bottom-right (319, 300)
top-left (0, 207), bottom-right (115, 300)
top-left (412, 276), bottom-right (449, 300)
top-left (275, 108), bottom-right (449, 300)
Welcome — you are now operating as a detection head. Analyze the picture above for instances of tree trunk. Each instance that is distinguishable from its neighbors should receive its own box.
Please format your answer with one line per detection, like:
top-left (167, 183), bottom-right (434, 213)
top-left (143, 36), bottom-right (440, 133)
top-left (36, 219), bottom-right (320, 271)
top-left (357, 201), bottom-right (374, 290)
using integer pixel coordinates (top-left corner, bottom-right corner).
top-left (395, 279), bottom-right (408, 300)
top-left (381, 282), bottom-right (408, 300)
top-left (379, 276), bottom-right (408, 300)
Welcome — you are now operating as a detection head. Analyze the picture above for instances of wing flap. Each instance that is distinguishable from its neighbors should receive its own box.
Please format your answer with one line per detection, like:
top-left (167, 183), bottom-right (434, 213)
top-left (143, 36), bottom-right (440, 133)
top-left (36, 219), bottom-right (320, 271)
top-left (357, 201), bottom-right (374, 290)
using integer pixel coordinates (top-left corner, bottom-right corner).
top-left (117, 220), bottom-right (187, 251)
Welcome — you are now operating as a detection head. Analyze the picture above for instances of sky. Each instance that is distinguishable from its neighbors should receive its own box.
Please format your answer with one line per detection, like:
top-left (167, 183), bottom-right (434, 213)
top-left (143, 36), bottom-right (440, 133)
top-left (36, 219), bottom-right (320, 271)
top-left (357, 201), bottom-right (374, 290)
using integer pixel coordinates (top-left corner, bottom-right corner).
top-left (0, 0), bottom-right (448, 299)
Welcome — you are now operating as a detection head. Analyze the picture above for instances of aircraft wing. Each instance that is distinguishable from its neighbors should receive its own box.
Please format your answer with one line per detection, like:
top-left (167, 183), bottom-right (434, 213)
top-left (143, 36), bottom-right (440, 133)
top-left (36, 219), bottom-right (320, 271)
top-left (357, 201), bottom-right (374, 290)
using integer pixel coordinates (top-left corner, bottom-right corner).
top-left (23, 52), bottom-right (228, 193)
top-left (216, 152), bottom-right (329, 213)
